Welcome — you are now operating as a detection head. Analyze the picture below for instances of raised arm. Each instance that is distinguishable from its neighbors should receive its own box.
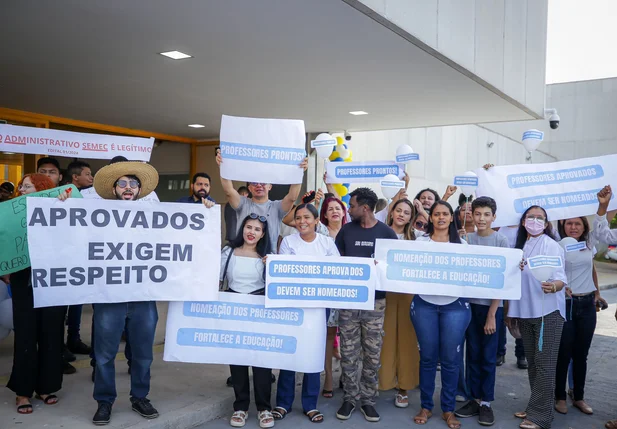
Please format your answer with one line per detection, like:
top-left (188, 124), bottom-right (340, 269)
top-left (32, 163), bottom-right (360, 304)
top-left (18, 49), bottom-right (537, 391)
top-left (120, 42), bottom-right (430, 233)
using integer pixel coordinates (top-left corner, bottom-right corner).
top-left (323, 172), bottom-right (339, 199)
top-left (592, 185), bottom-right (617, 244)
top-left (216, 152), bottom-right (242, 209)
top-left (281, 157), bottom-right (309, 213)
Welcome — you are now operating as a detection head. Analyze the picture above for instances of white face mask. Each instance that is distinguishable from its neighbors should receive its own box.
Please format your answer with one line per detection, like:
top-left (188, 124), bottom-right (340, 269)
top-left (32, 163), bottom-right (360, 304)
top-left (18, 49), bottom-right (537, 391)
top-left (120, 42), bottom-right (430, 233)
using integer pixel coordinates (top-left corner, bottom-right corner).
top-left (414, 228), bottom-right (426, 237)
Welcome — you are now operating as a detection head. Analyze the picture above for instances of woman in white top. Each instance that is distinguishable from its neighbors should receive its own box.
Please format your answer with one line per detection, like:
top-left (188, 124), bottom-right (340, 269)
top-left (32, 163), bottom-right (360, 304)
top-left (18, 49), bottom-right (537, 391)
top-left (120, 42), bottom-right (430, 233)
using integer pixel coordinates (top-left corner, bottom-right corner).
top-left (380, 199), bottom-right (420, 408)
top-left (554, 217), bottom-right (607, 416)
top-left (507, 206), bottom-right (567, 429)
top-left (318, 196), bottom-right (347, 397)
top-left (221, 214), bottom-right (274, 429)
top-left (409, 201), bottom-right (470, 429)
top-left (274, 204), bottom-right (339, 424)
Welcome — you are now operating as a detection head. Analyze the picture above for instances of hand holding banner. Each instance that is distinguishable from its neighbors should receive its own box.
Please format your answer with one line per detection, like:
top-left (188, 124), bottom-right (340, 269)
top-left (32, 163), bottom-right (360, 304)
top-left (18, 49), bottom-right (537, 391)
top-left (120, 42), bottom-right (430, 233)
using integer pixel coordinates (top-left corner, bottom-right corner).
top-left (266, 255), bottom-right (376, 310)
top-left (26, 198), bottom-right (221, 307)
top-left (164, 293), bottom-right (326, 373)
top-left (219, 115), bottom-right (306, 185)
top-left (375, 239), bottom-right (522, 299)
top-left (0, 185), bottom-right (81, 276)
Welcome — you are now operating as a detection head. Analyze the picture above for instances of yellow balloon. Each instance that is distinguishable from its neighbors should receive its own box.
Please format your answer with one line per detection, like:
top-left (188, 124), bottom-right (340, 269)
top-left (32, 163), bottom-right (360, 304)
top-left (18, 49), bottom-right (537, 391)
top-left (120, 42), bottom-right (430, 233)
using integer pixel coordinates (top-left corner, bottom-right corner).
top-left (344, 156), bottom-right (352, 162)
top-left (338, 186), bottom-right (349, 197)
top-left (346, 149), bottom-right (352, 159)
top-left (329, 151), bottom-right (341, 161)
top-left (336, 136), bottom-right (345, 146)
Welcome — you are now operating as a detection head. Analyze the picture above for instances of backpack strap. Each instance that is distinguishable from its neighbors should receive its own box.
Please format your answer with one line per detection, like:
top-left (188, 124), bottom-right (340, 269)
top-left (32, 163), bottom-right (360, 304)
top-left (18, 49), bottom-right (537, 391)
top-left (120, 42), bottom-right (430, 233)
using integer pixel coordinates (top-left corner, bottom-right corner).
top-left (221, 247), bottom-right (234, 290)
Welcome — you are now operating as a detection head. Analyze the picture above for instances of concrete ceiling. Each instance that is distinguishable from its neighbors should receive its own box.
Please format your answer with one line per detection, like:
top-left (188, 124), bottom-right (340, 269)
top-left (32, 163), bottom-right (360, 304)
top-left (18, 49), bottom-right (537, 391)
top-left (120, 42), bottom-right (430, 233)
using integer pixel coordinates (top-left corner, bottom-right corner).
top-left (1, 0), bottom-right (535, 139)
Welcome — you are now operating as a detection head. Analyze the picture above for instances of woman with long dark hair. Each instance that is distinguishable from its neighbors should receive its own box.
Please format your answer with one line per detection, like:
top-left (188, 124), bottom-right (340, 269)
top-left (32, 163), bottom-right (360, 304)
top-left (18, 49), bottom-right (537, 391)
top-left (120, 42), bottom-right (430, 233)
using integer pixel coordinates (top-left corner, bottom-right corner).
top-left (8, 174), bottom-right (66, 414)
top-left (273, 203), bottom-right (338, 423)
top-left (380, 199), bottom-right (420, 408)
top-left (507, 206), bottom-right (567, 429)
top-left (410, 201), bottom-right (469, 429)
top-left (554, 217), bottom-right (605, 416)
top-left (221, 214), bottom-right (274, 428)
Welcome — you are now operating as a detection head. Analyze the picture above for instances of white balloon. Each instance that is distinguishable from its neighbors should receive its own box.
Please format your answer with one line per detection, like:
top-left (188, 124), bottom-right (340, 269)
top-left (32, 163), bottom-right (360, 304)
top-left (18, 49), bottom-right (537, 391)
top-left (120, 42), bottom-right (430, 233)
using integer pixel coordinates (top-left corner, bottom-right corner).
top-left (559, 237), bottom-right (587, 264)
top-left (381, 174), bottom-right (404, 199)
top-left (395, 144), bottom-right (416, 164)
top-left (459, 171), bottom-right (478, 195)
top-left (312, 133), bottom-right (336, 159)
top-left (529, 265), bottom-right (557, 283)
top-left (336, 145), bottom-right (350, 160)
top-left (522, 129), bottom-right (544, 153)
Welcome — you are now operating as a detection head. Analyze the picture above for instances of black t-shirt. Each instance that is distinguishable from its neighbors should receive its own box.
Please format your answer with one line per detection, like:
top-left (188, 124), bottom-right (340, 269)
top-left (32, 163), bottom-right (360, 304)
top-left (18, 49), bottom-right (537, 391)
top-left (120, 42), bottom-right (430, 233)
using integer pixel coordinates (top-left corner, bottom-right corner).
top-left (335, 220), bottom-right (397, 300)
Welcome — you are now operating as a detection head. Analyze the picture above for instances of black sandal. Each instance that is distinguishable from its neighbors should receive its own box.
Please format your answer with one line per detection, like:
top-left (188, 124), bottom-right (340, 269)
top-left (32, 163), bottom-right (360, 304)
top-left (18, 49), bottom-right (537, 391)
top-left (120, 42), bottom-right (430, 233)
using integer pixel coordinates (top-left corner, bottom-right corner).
top-left (321, 389), bottom-right (333, 398)
top-left (36, 394), bottom-right (58, 405)
top-left (16, 397), bottom-right (33, 414)
top-left (306, 409), bottom-right (324, 423)
top-left (272, 407), bottom-right (288, 420)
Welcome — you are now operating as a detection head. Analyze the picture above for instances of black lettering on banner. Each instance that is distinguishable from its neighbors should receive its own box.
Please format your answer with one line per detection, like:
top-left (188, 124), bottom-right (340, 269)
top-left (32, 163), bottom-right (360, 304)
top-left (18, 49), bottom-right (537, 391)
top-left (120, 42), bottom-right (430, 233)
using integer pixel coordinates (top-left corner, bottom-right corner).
top-left (88, 267), bottom-right (104, 284)
top-left (190, 213), bottom-right (205, 231)
top-left (133, 265), bottom-right (148, 283)
top-left (50, 267), bottom-right (67, 286)
top-left (28, 207), bottom-right (48, 226)
top-left (111, 210), bottom-right (131, 227)
top-left (69, 267), bottom-right (86, 285)
top-left (173, 244), bottom-right (192, 262)
top-left (149, 265), bottom-right (167, 282)
top-left (131, 211), bottom-right (149, 228)
top-left (106, 242), bottom-right (124, 261)
top-left (32, 269), bottom-right (48, 287)
top-left (49, 208), bottom-right (67, 226)
top-left (89, 242), bottom-right (104, 260)
top-left (156, 243), bottom-right (171, 261)
top-left (136, 243), bottom-right (152, 260)
top-left (107, 266), bottom-right (123, 284)
top-left (70, 208), bottom-right (87, 226)
top-left (153, 212), bottom-right (168, 228)
top-left (170, 213), bottom-right (188, 230)
top-left (92, 209), bottom-right (110, 227)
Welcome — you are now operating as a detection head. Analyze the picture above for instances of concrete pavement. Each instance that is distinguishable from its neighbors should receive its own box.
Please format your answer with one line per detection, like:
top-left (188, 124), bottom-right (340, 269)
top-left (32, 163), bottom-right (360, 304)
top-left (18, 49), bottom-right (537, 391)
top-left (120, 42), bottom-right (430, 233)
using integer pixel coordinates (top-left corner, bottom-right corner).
top-left (2, 262), bottom-right (617, 429)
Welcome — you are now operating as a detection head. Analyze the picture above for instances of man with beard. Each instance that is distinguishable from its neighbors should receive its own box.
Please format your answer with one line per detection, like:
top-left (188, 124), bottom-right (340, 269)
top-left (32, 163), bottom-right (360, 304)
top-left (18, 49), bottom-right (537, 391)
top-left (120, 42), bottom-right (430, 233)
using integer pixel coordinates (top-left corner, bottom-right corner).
top-left (37, 157), bottom-right (63, 186)
top-left (86, 160), bottom-right (161, 425)
top-left (176, 172), bottom-right (215, 204)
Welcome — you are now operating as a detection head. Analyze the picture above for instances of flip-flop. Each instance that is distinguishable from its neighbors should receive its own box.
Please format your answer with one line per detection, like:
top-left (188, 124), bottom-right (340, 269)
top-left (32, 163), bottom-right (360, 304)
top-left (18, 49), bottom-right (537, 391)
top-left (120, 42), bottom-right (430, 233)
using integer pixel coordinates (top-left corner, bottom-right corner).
top-left (306, 409), bottom-right (324, 423)
top-left (36, 394), bottom-right (58, 405)
top-left (16, 397), bottom-right (33, 415)
top-left (413, 408), bottom-right (432, 425)
top-left (321, 390), bottom-right (333, 398)
top-left (272, 407), bottom-right (288, 420)
top-left (514, 411), bottom-right (527, 419)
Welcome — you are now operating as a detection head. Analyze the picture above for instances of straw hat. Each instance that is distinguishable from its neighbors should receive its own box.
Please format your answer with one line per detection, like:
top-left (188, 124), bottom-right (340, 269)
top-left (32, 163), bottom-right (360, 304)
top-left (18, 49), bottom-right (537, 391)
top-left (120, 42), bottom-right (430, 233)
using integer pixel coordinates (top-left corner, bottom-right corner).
top-left (93, 161), bottom-right (159, 200)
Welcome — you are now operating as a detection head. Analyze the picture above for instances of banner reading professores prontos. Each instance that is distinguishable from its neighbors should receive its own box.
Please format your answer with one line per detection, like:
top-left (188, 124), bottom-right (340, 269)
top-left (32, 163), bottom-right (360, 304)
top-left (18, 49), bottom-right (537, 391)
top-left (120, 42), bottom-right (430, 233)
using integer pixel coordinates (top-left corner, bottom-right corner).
top-left (0, 124), bottom-right (154, 161)
top-left (475, 155), bottom-right (617, 227)
top-left (375, 239), bottom-right (523, 300)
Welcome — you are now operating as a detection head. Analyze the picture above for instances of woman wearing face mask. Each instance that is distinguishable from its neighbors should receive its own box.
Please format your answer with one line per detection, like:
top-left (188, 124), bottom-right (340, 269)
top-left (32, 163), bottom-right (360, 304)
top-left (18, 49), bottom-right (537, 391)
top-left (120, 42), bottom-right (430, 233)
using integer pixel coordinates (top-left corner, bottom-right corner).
top-left (273, 204), bottom-right (338, 424)
top-left (8, 174), bottom-right (67, 414)
top-left (318, 197), bottom-right (347, 398)
top-left (380, 200), bottom-right (420, 408)
top-left (553, 217), bottom-right (606, 416)
top-left (507, 206), bottom-right (567, 429)
top-left (413, 212), bottom-right (429, 238)
top-left (410, 201), bottom-right (470, 429)
top-left (222, 214), bottom-right (274, 428)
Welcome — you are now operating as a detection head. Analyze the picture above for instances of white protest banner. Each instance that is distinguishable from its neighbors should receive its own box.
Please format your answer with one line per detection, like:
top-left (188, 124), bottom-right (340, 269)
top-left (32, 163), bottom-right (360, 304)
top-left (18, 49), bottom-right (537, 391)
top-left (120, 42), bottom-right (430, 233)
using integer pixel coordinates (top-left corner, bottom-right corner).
top-left (80, 186), bottom-right (161, 202)
top-left (475, 154), bottom-right (617, 228)
top-left (375, 239), bottom-right (523, 299)
top-left (26, 198), bottom-right (220, 307)
top-left (164, 293), bottom-right (326, 373)
top-left (325, 161), bottom-right (405, 184)
top-left (0, 124), bottom-right (154, 161)
top-left (265, 255), bottom-right (376, 310)
top-left (219, 115), bottom-right (306, 185)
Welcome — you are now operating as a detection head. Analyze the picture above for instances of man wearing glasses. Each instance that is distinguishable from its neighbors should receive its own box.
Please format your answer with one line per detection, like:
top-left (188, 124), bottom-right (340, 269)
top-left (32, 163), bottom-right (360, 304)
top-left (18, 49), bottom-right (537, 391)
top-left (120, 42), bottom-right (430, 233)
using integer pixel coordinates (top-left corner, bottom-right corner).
top-left (216, 152), bottom-right (308, 253)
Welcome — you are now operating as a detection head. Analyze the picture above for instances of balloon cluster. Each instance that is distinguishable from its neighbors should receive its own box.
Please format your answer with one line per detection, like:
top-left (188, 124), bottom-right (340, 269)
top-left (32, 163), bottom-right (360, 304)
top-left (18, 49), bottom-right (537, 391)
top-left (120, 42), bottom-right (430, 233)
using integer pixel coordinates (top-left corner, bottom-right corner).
top-left (0, 279), bottom-right (12, 341)
top-left (328, 137), bottom-right (353, 206)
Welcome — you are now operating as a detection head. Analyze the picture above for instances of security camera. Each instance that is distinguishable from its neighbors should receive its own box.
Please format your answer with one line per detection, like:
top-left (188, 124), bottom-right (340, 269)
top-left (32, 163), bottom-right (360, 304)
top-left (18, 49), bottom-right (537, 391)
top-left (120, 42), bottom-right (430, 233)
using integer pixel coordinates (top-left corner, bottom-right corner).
top-left (344, 131), bottom-right (352, 141)
top-left (545, 108), bottom-right (560, 130)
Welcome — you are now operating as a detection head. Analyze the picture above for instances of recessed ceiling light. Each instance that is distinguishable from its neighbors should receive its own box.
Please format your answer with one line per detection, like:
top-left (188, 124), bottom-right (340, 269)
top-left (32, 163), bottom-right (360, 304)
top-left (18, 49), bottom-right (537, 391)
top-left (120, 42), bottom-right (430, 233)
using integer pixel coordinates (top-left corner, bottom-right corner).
top-left (349, 111), bottom-right (368, 115)
top-left (159, 50), bottom-right (193, 60)
top-left (188, 124), bottom-right (205, 128)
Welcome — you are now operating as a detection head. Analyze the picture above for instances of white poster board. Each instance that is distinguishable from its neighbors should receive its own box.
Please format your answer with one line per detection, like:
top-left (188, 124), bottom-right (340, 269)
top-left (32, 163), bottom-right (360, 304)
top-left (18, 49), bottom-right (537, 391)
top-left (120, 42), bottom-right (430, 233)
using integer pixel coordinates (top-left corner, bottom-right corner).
top-left (325, 161), bottom-right (405, 184)
top-left (26, 198), bottom-right (221, 307)
top-left (375, 239), bottom-right (523, 299)
top-left (0, 124), bottom-right (154, 161)
top-left (265, 255), bottom-right (376, 310)
top-left (164, 293), bottom-right (326, 373)
top-left (475, 155), bottom-right (617, 227)
top-left (219, 115), bottom-right (306, 184)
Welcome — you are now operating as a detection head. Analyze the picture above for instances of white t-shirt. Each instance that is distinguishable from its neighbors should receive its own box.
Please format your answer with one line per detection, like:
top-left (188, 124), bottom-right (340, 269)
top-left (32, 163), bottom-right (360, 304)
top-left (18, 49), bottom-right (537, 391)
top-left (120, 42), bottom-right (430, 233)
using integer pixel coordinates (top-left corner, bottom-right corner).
top-left (415, 235), bottom-right (467, 306)
top-left (507, 234), bottom-right (568, 319)
top-left (498, 226), bottom-right (519, 248)
top-left (279, 233), bottom-right (340, 257)
top-left (564, 243), bottom-right (597, 295)
top-left (220, 247), bottom-right (265, 294)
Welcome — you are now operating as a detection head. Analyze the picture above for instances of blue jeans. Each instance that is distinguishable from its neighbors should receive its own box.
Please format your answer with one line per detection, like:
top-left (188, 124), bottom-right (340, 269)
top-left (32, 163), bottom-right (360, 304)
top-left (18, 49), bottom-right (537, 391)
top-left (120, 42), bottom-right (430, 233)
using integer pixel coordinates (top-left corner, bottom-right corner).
top-left (457, 344), bottom-right (469, 400)
top-left (93, 301), bottom-right (157, 404)
top-left (90, 309), bottom-right (132, 368)
top-left (466, 304), bottom-right (502, 402)
top-left (276, 370), bottom-right (320, 413)
top-left (410, 296), bottom-right (471, 413)
top-left (67, 305), bottom-right (83, 344)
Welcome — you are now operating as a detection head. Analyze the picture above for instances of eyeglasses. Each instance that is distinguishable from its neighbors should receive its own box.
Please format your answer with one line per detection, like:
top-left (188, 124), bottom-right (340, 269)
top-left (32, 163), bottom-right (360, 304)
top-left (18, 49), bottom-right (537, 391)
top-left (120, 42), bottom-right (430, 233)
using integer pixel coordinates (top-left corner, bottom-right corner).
top-left (415, 221), bottom-right (428, 230)
top-left (249, 213), bottom-right (267, 222)
top-left (116, 179), bottom-right (140, 189)
top-left (18, 184), bottom-right (35, 191)
top-left (248, 182), bottom-right (266, 187)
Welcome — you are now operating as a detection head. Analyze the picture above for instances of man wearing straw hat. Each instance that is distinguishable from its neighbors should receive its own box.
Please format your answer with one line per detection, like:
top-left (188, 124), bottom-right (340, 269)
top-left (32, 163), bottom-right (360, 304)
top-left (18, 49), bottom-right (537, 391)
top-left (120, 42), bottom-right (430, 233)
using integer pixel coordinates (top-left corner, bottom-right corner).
top-left (89, 160), bottom-right (161, 426)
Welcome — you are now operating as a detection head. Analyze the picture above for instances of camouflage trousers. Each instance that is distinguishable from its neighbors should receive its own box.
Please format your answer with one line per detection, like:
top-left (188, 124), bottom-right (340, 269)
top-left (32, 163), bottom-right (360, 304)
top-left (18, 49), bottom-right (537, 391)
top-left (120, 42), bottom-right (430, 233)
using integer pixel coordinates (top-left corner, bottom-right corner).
top-left (339, 298), bottom-right (386, 406)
